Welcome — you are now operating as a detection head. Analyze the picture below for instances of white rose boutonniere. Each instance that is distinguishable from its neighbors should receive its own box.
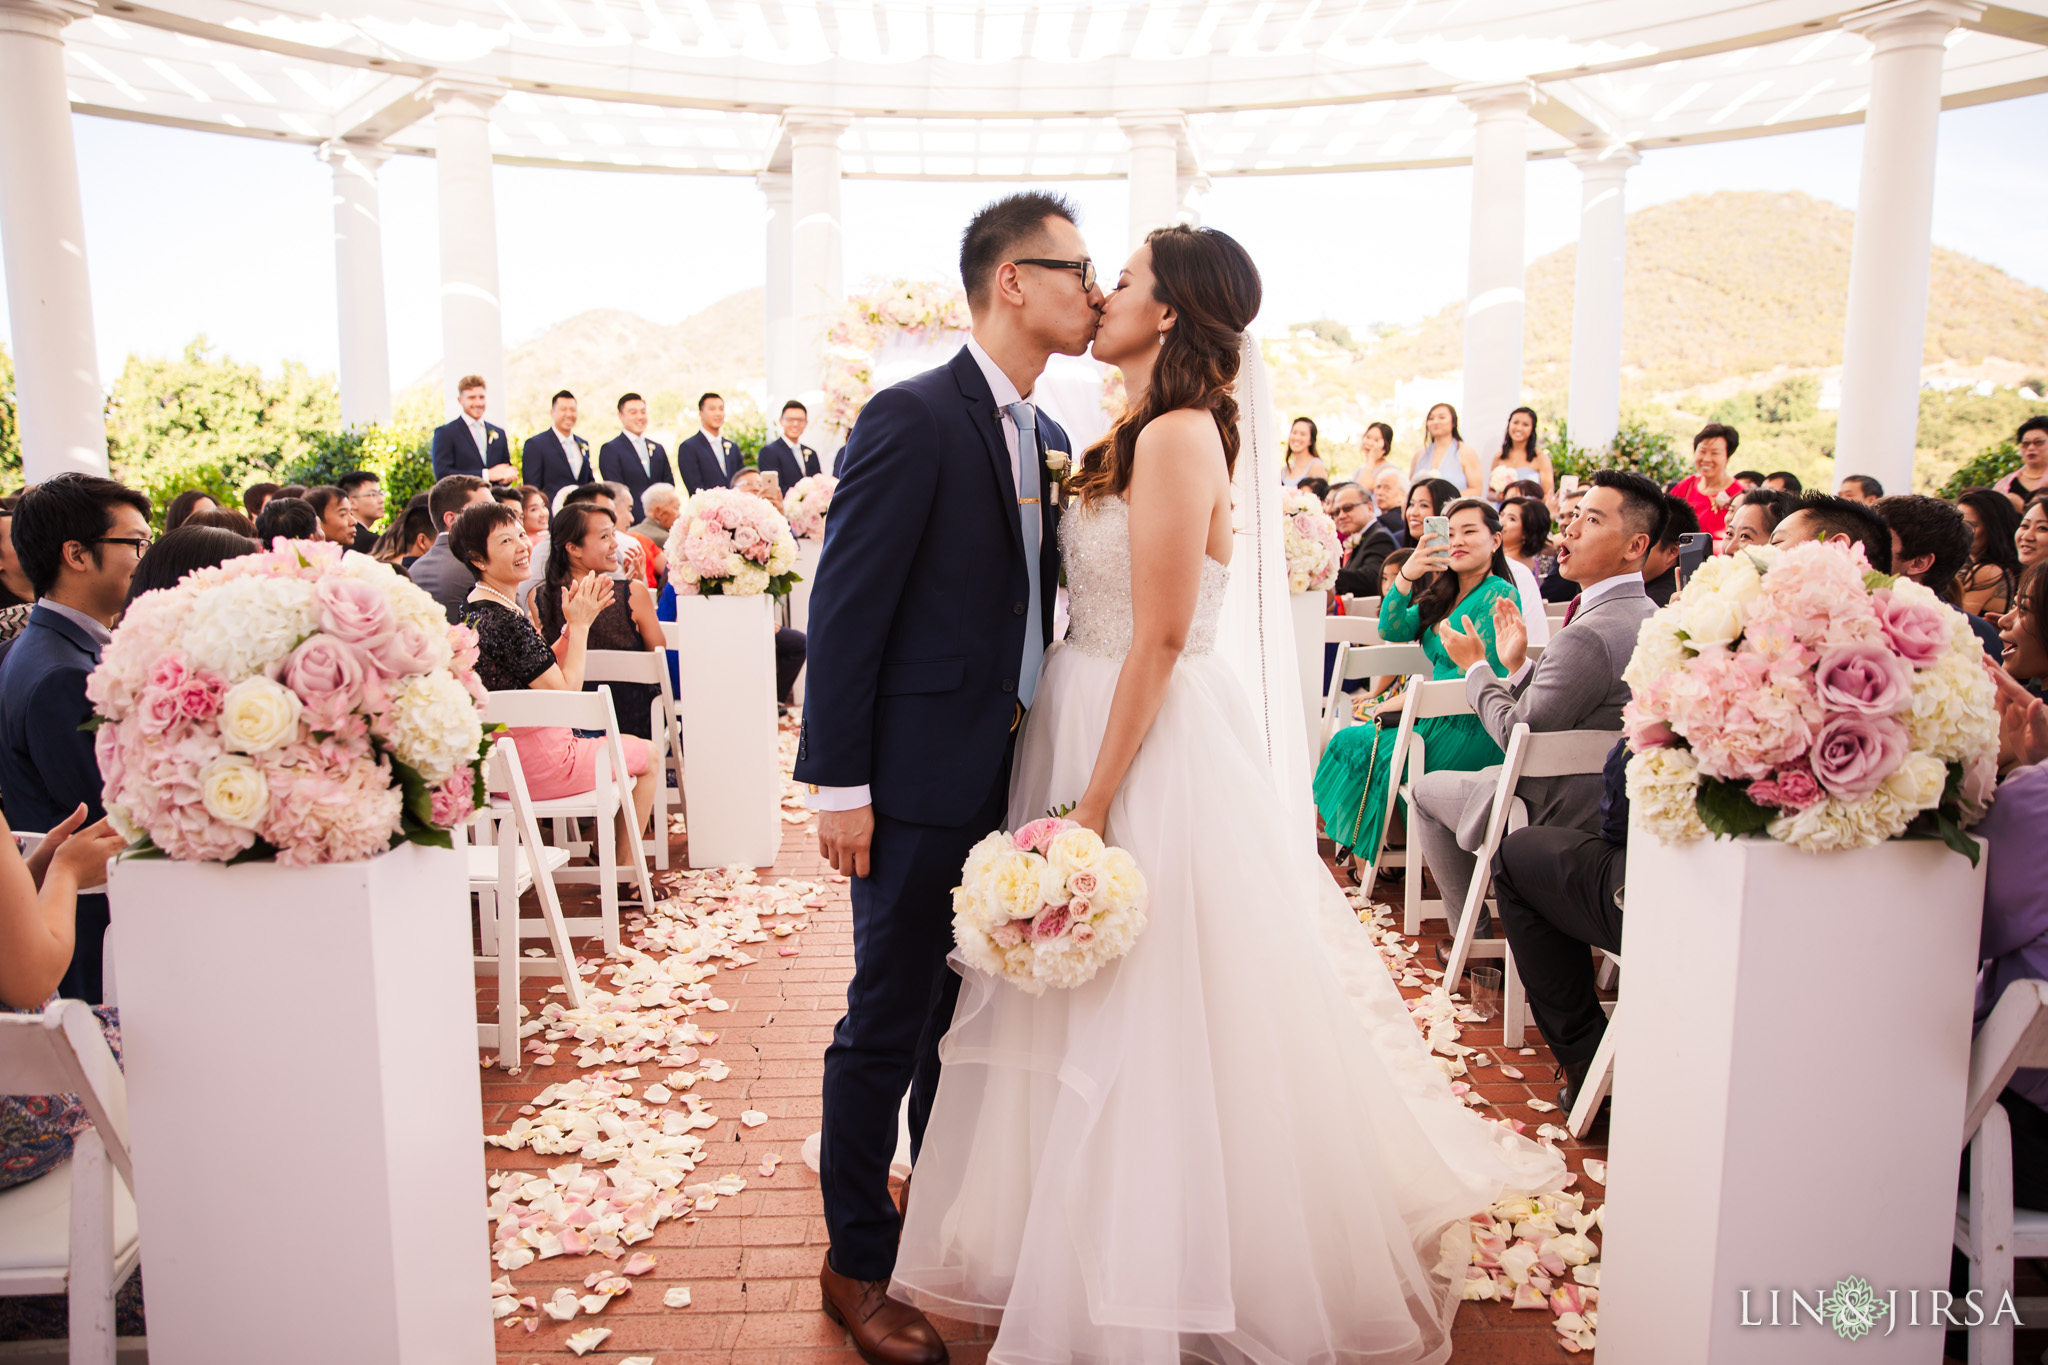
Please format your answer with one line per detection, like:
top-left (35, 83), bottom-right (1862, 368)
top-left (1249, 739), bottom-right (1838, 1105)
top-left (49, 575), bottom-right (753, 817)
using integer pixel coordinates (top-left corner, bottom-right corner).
top-left (1044, 448), bottom-right (1072, 506)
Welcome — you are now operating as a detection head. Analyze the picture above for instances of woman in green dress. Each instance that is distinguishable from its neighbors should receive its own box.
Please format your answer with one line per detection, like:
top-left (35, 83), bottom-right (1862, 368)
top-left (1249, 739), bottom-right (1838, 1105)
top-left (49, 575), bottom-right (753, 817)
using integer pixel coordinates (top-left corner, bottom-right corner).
top-left (1313, 497), bottom-right (1519, 877)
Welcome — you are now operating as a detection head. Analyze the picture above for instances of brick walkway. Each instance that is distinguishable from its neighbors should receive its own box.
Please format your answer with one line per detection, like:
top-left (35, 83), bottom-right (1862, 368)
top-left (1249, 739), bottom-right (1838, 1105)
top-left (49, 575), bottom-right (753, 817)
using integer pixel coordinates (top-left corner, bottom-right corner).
top-left (480, 799), bottom-right (1606, 1362)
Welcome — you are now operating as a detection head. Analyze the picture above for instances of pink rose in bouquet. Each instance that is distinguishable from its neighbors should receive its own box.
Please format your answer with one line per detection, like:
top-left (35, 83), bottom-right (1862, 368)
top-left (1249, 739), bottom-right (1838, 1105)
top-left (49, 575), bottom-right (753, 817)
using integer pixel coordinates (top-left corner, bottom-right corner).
top-left (1012, 816), bottom-right (1068, 853)
top-left (1810, 713), bottom-right (1910, 800)
top-left (1813, 642), bottom-right (1913, 717)
top-left (1871, 588), bottom-right (1950, 667)
top-left (282, 634), bottom-right (368, 731)
top-left (953, 821), bottom-right (1149, 993)
top-left (315, 575), bottom-right (396, 649)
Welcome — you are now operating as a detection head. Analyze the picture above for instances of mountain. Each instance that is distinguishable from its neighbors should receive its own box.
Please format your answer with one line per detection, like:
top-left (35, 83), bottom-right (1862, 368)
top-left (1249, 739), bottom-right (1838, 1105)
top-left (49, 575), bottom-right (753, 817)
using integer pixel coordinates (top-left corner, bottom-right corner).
top-left (398, 288), bottom-right (766, 437)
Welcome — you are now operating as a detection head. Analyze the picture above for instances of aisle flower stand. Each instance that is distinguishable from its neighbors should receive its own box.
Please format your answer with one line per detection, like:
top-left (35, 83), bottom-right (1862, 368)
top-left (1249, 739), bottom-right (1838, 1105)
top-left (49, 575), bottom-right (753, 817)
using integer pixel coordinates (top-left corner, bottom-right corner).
top-left (109, 843), bottom-right (491, 1364)
top-left (1595, 829), bottom-right (1987, 1363)
top-left (1289, 589), bottom-right (1324, 769)
top-left (672, 593), bottom-right (784, 869)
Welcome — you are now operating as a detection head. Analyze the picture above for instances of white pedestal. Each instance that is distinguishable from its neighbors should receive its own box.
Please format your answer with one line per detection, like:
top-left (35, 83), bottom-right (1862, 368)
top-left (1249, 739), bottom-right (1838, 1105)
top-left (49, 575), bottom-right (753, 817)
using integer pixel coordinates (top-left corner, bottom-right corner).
top-left (672, 593), bottom-right (784, 870)
top-left (1597, 828), bottom-right (1987, 1363)
top-left (1289, 590), bottom-right (1325, 768)
top-left (786, 538), bottom-right (823, 706)
top-left (107, 844), bottom-right (490, 1365)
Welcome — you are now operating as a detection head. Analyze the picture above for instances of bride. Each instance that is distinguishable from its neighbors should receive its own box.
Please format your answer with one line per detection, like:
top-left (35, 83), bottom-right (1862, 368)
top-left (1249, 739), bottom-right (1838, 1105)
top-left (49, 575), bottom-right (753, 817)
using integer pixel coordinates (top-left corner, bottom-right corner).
top-left (890, 225), bottom-right (1566, 1364)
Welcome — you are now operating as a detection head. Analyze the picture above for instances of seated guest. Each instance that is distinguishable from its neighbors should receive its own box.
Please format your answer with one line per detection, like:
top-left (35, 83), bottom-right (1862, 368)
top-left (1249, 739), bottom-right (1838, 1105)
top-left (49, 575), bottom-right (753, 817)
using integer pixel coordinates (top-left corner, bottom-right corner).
top-left (0, 498), bottom-right (33, 646)
top-left (1876, 493), bottom-right (1998, 657)
top-left (1302, 476), bottom-right (1331, 506)
top-left (1723, 487), bottom-right (1798, 553)
top-left (451, 502), bottom-right (658, 871)
top-left (304, 486), bottom-right (358, 548)
top-left (2019, 493), bottom-right (2047, 572)
top-left (124, 525), bottom-right (259, 604)
top-left (1732, 469), bottom-right (1766, 492)
top-left (182, 506), bottom-right (256, 537)
top-left (731, 467), bottom-right (785, 515)
top-left (1495, 497), bottom-right (1552, 645)
top-left (560, 483), bottom-right (646, 585)
top-left (530, 503), bottom-right (665, 740)
top-left (1398, 477), bottom-right (1462, 549)
top-left (275, 484), bottom-right (308, 502)
top-left (372, 495), bottom-right (435, 569)
top-left (1999, 564), bottom-right (2047, 699)
top-left (1412, 469), bottom-right (1662, 947)
top-left (1763, 471), bottom-right (1802, 494)
top-left (1312, 499), bottom-right (1516, 876)
top-left (1330, 483), bottom-right (1395, 598)
top-left (520, 485), bottom-right (550, 546)
top-left (162, 490), bottom-right (217, 531)
top-left (1371, 461), bottom-right (1408, 541)
top-left (409, 476), bottom-right (494, 620)
top-left (339, 470), bottom-right (384, 554)
top-left (491, 484), bottom-right (524, 510)
top-left (0, 474), bottom-right (151, 1003)
top-left (1493, 737), bottom-right (1629, 1112)
top-left (1769, 492), bottom-right (1894, 571)
top-left (1838, 474), bottom-right (1884, 505)
top-left (626, 483), bottom-right (681, 588)
top-left (1957, 487), bottom-right (2021, 618)
top-left (252, 496), bottom-right (318, 544)
top-left (242, 482), bottom-right (279, 520)
top-left (1642, 494), bottom-right (1702, 607)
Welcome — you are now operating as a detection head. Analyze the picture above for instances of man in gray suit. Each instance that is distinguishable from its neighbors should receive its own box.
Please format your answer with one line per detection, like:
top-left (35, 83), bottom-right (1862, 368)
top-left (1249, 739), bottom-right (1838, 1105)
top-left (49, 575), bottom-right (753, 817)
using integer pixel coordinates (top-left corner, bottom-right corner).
top-left (407, 475), bottom-right (494, 621)
top-left (1415, 468), bottom-right (1666, 951)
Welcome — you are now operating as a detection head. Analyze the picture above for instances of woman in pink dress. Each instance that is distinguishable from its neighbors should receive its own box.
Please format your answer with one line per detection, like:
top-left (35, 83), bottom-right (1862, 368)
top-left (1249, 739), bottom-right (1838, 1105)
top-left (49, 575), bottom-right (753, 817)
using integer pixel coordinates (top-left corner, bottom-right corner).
top-left (1669, 421), bottom-right (1742, 539)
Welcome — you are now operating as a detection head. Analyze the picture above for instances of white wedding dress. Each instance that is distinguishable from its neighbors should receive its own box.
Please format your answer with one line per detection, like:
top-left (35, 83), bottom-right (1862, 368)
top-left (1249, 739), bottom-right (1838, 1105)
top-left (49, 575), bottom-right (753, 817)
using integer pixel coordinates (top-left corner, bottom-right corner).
top-left (891, 494), bottom-right (1567, 1365)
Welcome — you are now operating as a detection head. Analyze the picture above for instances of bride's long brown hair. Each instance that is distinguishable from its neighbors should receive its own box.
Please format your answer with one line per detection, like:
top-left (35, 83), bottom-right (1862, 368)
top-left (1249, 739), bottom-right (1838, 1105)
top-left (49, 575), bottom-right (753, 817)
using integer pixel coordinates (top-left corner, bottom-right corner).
top-left (1070, 225), bottom-right (1263, 504)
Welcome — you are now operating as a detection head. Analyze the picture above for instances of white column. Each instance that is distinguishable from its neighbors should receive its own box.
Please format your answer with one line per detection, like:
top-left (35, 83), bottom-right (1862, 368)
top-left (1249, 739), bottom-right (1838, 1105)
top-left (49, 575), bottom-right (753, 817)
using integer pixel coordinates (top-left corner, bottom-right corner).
top-left (319, 140), bottom-right (393, 429)
top-left (758, 170), bottom-right (795, 407)
top-left (1456, 81), bottom-right (1534, 462)
top-left (1177, 171), bottom-right (1212, 229)
top-left (1835, 0), bottom-right (1981, 495)
top-left (0, 0), bottom-right (106, 480)
top-left (428, 78), bottom-right (506, 422)
top-left (784, 109), bottom-right (850, 398)
top-left (1119, 112), bottom-right (1184, 251)
top-left (1565, 144), bottom-right (1639, 455)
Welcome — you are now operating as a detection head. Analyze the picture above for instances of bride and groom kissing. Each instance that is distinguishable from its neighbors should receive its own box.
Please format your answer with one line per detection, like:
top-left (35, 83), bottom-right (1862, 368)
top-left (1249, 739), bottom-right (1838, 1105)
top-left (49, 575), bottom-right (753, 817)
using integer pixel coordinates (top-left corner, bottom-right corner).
top-left (795, 193), bottom-right (1565, 1364)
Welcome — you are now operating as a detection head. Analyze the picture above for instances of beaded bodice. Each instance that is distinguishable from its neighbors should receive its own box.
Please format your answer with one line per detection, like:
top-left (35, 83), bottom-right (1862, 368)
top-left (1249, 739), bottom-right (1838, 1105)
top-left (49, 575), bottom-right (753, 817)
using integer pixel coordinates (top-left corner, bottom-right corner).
top-left (1060, 496), bottom-right (1230, 661)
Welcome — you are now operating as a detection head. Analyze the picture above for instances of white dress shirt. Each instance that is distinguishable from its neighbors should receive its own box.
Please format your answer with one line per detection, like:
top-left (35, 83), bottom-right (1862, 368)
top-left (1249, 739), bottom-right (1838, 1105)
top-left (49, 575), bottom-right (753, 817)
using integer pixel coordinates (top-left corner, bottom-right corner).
top-left (1466, 568), bottom-right (1642, 685)
top-left (1507, 559), bottom-right (1551, 648)
top-left (808, 334), bottom-right (1035, 814)
top-left (40, 599), bottom-right (112, 649)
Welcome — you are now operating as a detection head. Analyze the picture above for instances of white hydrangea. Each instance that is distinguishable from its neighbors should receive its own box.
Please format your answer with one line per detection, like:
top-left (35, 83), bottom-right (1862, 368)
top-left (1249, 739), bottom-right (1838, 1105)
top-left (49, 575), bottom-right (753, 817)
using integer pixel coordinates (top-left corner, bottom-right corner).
top-left (180, 574), bottom-right (319, 681)
top-left (1904, 611), bottom-right (1998, 763)
top-left (383, 671), bottom-right (484, 783)
top-left (1621, 614), bottom-right (1692, 693)
top-left (1767, 788), bottom-right (1916, 853)
top-left (729, 564), bottom-right (771, 597)
top-left (1624, 746), bottom-right (1710, 844)
top-left (1668, 549), bottom-right (1765, 649)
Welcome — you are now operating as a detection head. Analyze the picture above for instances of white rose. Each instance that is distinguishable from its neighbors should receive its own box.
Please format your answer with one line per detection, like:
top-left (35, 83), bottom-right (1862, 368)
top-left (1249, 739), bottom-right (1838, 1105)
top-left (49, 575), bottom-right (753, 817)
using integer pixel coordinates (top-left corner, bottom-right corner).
top-left (1044, 826), bottom-right (1107, 880)
top-left (199, 754), bottom-right (269, 828)
top-left (1624, 747), bottom-right (1710, 843)
top-left (1676, 591), bottom-right (1744, 650)
top-left (384, 671), bottom-right (483, 784)
top-left (219, 676), bottom-right (303, 753)
top-left (985, 848), bottom-right (1045, 922)
top-left (1882, 751), bottom-right (1948, 812)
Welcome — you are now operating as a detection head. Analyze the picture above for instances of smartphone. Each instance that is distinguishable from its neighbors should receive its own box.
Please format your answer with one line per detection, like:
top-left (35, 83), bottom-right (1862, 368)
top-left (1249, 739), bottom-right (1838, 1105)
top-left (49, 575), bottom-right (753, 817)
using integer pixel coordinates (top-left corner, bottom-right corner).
top-left (1558, 474), bottom-right (1581, 495)
top-left (1677, 531), bottom-right (1711, 585)
top-left (760, 470), bottom-right (780, 490)
top-left (1421, 515), bottom-right (1450, 551)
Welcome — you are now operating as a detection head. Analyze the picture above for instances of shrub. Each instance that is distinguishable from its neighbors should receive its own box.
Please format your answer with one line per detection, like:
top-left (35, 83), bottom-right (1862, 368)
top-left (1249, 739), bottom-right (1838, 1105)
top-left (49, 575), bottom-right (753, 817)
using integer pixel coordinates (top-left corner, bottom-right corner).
top-left (280, 426), bottom-right (435, 529)
top-left (1547, 417), bottom-right (1690, 489)
top-left (1938, 440), bottom-right (2020, 500)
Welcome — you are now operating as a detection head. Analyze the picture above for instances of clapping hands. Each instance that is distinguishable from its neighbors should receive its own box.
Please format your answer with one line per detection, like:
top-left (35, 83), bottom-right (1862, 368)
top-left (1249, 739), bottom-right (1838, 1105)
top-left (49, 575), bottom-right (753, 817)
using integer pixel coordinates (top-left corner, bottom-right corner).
top-left (1989, 659), bottom-right (2048, 771)
top-left (1436, 613), bottom-right (1488, 670)
top-left (561, 572), bottom-right (614, 630)
top-left (1491, 595), bottom-right (1528, 674)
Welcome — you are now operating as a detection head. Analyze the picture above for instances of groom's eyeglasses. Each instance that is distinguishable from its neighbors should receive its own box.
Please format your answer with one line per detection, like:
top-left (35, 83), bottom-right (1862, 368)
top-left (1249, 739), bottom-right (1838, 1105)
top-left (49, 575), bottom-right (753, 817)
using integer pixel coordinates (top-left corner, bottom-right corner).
top-left (1014, 258), bottom-right (1097, 293)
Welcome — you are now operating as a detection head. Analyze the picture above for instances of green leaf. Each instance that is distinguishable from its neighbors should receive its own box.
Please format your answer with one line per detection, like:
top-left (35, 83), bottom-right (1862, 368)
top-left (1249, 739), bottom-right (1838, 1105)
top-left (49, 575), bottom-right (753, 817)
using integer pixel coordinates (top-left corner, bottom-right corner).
top-left (1863, 570), bottom-right (1898, 592)
top-left (405, 826), bottom-right (455, 850)
top-left (1932, 809), bottom-right (1983, 867)
top-left (389, 755), bottom-right (435, 828)
top-left (226, 838), bottom-right (280, 866)
top-left (1695, 776), bottom-right (1774, 838)
top-left (78, 715), bottom-right (104, 733)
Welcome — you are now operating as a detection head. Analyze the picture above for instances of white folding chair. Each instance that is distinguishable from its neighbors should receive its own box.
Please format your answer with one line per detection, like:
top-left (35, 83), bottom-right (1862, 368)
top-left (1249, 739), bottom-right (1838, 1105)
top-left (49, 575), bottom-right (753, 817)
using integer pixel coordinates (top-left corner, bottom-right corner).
top-left (1341, 595), bottom-right (1382, 621)
top-left (468, 738), bottom-right (584, 1070)
top-left (482, 689), bottom-right (656, 957)
top-left (1566, 946), bottom-right (1622, 1138)
top-left (658, 620), bottom-right (688, 796)
top-left (583, 649), bottom-right (684, 871)
top-left (1955, 978), bottom-right (2048, 1364)
top-left (1378, 678), bottom-right (1476, 936)
top-left (1442, 723), bottom-right (1620, 1047)
top-left (1318, 640), bottom-right (1430, 761)
top-left (0, 1002), bottom-right (138, 1365)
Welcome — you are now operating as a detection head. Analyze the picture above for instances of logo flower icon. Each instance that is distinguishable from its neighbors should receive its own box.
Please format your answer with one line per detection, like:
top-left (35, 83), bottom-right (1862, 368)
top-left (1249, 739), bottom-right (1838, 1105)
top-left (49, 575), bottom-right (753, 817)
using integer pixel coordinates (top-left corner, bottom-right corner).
top-left (1821, 1275), bottom-right (1888, 1341)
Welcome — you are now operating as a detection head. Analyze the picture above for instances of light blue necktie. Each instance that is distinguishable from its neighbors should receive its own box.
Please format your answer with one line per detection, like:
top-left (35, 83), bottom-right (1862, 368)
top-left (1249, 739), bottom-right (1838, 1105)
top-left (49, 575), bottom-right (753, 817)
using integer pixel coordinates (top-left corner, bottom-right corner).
top-left (1005, 401), bottom-right (1045, 708)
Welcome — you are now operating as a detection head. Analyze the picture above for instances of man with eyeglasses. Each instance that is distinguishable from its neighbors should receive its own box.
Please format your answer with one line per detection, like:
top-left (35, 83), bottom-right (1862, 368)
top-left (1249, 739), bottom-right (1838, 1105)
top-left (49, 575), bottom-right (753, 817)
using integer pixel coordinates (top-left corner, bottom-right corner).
top-left (0, 472), bottom-right (153, 1005)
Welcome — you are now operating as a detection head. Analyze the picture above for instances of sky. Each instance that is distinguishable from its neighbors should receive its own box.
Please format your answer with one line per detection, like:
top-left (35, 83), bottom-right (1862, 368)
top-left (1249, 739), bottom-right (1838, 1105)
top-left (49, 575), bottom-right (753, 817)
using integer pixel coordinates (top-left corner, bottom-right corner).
top-left (1, 92), bottom-right (2043, 392)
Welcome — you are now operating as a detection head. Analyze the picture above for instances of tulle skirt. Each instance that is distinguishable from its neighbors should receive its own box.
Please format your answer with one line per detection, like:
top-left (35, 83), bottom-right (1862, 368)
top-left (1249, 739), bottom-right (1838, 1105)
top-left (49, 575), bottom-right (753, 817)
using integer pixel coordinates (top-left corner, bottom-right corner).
top-left (890, 640), bottom-right (1565, 1365)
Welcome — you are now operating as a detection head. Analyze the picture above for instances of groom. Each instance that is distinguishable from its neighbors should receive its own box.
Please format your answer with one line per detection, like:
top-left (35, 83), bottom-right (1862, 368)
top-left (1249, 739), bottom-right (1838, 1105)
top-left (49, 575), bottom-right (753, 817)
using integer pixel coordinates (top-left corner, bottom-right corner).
top-left (796, 191), bottom-right (1101, 1362)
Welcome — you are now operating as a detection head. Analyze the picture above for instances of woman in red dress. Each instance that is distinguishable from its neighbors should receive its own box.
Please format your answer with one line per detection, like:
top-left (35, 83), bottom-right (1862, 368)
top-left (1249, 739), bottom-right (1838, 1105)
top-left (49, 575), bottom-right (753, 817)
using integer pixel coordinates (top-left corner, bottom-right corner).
top-left (1669, 422), bottom-right (1742, 539)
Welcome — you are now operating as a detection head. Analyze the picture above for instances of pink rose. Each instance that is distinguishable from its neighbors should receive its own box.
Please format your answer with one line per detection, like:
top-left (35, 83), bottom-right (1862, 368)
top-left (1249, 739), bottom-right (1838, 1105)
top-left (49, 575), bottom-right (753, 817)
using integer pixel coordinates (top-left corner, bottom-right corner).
top-left (430, 766), bottom-right (476, 828)
top-left (283, 634), bottom-right (368, 730)
top-left (1072, 922), bottom-right (1096, 944)
top-left (147, 652), bottom-right (188, 691)
top-left (1772, 759), bottom-right (1824, 810)
top-left (1012, 817), bottom-right (1071, 853)
top-left (1871, 589), bottom-right (1950, 667)
top-left (1960, 751), bottom-right (1997, 822)
top-left (1810, 714), bottom-right (1909, 801)
top-left (370, 620), bottom-right (441, 677)
top-left (1067, 869), bottom-right (1100, 897)
top-left (990, 922), bottom-right (1024, 948)
top-left (1814, 641), bottom-right (1913, 717)
top-left (717, 504), bottom-right (743, 530)
top-left (95, 721), bottom-right (129, 799)
top-left (1066, 894), bottom-right (1091, 920)
top-left (1030, 901), bottom-right (1071, 941)
top-left (314, 576), bottom-right (395, 649)
top-left (174, 673), bottom-right (225, 720)
top-left (135, 686), bottom-right (186, 737)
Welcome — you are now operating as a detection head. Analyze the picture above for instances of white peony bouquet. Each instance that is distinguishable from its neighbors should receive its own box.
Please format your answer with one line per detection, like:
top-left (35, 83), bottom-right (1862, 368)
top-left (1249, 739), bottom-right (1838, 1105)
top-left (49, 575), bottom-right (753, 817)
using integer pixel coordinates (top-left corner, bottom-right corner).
top-left (952, 818), bottom-right (1148, 994)
top-left (1621, 541), bottom-right (1998, 858)
top-left (669, 488), bottom-right (802, 598)
top-left (1281, 487), bottom-right (1342, 594)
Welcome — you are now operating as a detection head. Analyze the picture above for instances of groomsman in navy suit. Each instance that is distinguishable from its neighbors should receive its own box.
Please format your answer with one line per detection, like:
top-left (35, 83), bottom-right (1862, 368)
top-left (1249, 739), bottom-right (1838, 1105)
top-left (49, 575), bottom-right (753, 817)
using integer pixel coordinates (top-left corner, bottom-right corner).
top-left (522, 389), bottom-right (594, 504)
top-left (675, 392), bottom-right (739, 495)
top-left (755, 399), bottom-right (825, 489)
top-left (430, 374), bottom-right (516, 483)
top-left (598, 392), bottom-right (676, 522)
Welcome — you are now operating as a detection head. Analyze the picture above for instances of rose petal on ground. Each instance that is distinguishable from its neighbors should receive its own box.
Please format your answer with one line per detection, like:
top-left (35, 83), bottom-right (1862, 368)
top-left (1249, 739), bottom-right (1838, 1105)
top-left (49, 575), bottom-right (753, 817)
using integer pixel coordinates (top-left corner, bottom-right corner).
top-left (1510, 1280), bottom-right (1550, 1310)
top-left (1581, 1158), bottom-right (1607, 1186)
top-left (564, 1326), bottom-right (611, 1356)
top-left (1527, 1098), bottom-right (1557, 1112)
top-left (664, 1286), bottom-right (693, 1308)
top-left (759, 1153), bottom-right (782, 1177)
top-left (740, 1110), bottom-right (768, 1128)
top-left (543, 1288), bottom-right (580, 1321)
top-left (1498, 1065), bottom-right (1524, 1080)
top-left (622, 1253), bottom-right (658, 1276)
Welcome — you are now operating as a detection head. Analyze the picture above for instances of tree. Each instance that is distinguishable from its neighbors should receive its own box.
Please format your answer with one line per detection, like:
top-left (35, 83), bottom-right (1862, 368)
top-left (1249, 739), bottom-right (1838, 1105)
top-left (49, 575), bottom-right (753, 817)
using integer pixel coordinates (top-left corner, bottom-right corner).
top-left (0, 346), bottom-right (18, 488)
top-left (103, 337), bottom-right (339, 521)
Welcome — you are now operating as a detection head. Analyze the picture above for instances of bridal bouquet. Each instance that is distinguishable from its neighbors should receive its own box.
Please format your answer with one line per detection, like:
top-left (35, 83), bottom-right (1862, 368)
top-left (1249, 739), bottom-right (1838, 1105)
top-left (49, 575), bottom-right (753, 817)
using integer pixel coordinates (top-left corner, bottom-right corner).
top-left (670, 488), bottom-right (801, 598)
top-left (86, 539), bottom-right (490, 865)
top-left (1622, 540), bottom-right (1998, 858)
top-left (952, 818), bottom-right (1148, 994)
top-left (783, 474), bottom-right (836, 540)
top-left (1282, 487), bottom-right (1342, 594)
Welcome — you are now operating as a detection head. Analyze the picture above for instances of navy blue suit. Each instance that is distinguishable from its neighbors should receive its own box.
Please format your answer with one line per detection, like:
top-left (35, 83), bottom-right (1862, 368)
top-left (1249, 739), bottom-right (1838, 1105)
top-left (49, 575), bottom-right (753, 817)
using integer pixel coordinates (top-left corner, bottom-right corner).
top-left (673, 432), bottom-right (733, 496)
top-left (751, 436), bottom-right (821, 490)
top-left (522, 429), bottom-right (593, 504)
top-left (0, 605), bottom-right (111, 1002)
top-left (793, 346), bottom-right (1063, 1280)
top-left (430, 417), bottom-right (511, 482)
top-left (597, 435), bottom-right (675, 523)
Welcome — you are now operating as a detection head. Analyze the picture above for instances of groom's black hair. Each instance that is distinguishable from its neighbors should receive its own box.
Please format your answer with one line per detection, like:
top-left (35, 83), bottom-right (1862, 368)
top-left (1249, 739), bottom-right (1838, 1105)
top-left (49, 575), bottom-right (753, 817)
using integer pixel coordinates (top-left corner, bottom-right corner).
top-left (960, 191), bottom-right (1080, 309)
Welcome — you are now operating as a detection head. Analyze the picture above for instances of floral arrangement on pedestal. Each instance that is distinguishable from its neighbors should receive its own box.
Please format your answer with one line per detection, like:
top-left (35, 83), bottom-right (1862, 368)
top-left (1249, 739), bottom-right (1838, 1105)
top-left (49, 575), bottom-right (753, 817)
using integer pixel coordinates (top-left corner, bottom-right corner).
top-left (671, 488), bottom-right (801, 598)
top-left (1622, 541), bottom-right (1998, 858)
top-left (87, 539), bottom-right (490, 865)
top-left (783, 474), bottom-right (837, 540)
top-left (821, 281), bottom-right (972, 433)
top-left (1281, 487), bottom-right (1342, 593)
top-left (952, 818), bottom-right (1149, 995)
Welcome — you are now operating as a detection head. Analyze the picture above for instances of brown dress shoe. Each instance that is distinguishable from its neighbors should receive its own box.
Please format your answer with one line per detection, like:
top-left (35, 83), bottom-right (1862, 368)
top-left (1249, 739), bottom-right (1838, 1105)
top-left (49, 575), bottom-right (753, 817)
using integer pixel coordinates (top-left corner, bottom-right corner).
top-left (820, 1257), bottom-right (948, 1365)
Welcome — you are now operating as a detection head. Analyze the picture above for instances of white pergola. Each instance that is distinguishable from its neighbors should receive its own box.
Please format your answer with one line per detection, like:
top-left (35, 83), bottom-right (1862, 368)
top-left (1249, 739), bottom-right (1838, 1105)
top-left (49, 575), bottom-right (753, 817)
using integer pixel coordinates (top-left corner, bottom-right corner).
top-left (2, 0), bottom-right (2045, 493)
